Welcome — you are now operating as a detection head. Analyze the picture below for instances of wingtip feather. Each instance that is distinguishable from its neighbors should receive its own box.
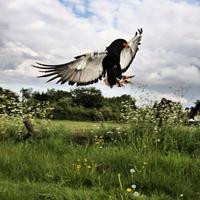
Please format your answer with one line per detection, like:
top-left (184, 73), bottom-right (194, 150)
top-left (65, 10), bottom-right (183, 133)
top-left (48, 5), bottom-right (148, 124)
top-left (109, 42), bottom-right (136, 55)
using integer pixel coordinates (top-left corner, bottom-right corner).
top-left (138, 28), bottom-right (143, 35)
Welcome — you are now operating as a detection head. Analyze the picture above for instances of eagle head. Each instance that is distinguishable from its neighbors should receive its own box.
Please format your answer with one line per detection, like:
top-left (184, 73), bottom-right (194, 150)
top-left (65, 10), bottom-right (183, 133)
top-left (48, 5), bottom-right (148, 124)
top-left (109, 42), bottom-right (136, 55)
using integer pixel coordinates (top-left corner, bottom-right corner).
top-left (106, 39), bottom-right (129, 56)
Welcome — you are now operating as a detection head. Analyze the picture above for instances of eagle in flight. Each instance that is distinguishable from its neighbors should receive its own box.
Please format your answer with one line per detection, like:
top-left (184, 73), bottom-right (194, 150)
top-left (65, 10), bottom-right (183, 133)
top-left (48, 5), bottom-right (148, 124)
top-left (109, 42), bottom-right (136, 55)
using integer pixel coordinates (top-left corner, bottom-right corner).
top-left (34, 28), bottom-right (142, 88)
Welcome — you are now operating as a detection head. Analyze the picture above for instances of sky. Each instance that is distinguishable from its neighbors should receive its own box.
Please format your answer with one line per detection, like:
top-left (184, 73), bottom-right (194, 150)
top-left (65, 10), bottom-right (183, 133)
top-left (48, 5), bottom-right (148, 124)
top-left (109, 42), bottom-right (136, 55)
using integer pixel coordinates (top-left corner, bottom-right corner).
top-left (0, 0), bottom-right (200, 106)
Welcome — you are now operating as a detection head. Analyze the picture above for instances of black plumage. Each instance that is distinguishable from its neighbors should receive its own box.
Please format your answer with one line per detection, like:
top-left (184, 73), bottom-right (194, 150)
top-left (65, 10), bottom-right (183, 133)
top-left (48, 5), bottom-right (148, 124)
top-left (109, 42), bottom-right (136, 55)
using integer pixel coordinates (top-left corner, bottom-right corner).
top-left (103, 39), bottom-right (127, 86)
top-left (33, 28), bottom-right (143, 88)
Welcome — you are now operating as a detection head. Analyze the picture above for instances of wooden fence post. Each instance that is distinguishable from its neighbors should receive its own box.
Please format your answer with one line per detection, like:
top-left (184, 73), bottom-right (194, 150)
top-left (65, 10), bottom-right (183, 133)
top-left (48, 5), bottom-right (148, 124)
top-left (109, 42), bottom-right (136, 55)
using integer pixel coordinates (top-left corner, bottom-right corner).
top-left (23, 116), bottom-right (38, 139)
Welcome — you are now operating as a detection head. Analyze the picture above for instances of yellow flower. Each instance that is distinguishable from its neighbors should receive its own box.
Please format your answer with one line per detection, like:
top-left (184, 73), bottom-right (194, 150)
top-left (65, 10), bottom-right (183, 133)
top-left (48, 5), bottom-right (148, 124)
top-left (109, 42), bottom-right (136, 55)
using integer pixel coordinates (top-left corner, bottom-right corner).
top-left (126, 188), bottom-right (132, 192)
top-left (76, 164), bottom-right (81, 171)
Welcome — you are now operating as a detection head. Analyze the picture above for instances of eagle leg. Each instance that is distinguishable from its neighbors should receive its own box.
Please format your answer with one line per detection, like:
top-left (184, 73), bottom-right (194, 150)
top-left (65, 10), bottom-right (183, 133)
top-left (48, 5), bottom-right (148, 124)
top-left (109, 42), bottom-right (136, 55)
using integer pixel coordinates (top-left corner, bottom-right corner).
top-left (122, 75), bottom-right (135, 80)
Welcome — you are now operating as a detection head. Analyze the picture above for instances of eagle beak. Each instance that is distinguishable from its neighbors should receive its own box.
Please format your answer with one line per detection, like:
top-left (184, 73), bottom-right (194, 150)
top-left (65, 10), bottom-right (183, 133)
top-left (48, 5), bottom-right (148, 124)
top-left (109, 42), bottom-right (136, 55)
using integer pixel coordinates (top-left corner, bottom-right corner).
top-left (123, 42), bottom-right (129, 48)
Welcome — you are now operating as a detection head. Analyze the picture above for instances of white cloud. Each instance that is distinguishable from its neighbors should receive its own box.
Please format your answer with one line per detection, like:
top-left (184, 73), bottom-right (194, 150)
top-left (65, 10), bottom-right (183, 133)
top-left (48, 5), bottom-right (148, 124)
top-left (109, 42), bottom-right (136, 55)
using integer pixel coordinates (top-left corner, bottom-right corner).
top-left (3, 60), bottom-right (39, 77)
top-left (0, 0), bottom-right (200, 106)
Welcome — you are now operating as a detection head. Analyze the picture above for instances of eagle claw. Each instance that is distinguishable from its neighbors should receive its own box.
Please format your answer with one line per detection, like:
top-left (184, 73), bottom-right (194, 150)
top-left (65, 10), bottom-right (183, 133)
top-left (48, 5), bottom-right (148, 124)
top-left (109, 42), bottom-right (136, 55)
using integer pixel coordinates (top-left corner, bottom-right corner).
top-left (117, 75), bottom-right (135, 87)
top-left (116, 79), bottom-right (124, 87)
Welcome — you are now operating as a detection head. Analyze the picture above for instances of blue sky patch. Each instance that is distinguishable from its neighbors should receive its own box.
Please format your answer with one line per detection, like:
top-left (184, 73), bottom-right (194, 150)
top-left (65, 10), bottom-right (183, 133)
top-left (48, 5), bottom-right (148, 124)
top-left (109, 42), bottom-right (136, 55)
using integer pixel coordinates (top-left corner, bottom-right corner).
top-left (59, 0), bottom-right (94, 18)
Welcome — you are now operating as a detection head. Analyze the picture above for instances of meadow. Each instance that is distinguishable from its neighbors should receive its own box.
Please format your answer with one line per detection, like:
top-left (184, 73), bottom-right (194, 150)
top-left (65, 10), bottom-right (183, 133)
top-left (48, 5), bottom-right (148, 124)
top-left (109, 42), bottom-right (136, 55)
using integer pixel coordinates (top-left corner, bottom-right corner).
top-left (0, 117), bottom-right (199, 200)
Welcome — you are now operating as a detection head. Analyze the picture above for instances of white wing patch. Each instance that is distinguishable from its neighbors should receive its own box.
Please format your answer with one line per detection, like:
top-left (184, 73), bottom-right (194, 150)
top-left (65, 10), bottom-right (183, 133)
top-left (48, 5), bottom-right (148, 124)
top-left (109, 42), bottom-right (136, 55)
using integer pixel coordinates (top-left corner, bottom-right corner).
top-left (120, 28), bottom-right (142, 73)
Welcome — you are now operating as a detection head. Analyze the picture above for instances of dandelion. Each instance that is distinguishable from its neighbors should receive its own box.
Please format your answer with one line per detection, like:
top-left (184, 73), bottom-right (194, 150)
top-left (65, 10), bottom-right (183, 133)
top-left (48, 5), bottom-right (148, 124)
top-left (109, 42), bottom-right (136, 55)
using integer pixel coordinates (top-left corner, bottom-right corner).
top-left (131, 184), bottom-right (136, 189)
top-left (133, 191), bottom-right (139, 197)
top-left (126, 188), bottom-right (132, 192)
top-left (130, 168), bottom-right (136, 173)
top-left (156, 138), bottom-right (161, 142)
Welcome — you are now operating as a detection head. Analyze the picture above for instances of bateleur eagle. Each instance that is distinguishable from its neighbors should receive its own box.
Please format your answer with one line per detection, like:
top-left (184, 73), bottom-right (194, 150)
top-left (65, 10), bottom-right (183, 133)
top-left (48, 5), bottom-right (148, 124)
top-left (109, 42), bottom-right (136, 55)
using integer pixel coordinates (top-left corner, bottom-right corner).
top-left (34, 28), bottom-right (143, 88)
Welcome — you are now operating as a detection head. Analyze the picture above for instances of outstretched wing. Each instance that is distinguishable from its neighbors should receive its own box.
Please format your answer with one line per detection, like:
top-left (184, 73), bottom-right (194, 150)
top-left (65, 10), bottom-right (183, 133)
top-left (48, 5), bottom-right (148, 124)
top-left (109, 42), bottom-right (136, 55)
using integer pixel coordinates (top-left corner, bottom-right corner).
top-left (120, 28), bottom-right (143, 73)
top-left (33, 52), bottom-right (107, 86)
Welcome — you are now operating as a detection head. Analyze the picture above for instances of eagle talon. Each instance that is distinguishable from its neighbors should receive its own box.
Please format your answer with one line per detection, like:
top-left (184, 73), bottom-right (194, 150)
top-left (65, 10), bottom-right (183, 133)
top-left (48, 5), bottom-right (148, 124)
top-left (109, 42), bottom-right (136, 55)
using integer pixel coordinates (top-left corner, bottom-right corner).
top-left (116, 80), bottom-right (124, 87)
top-left (118, 75), bottom-right (135, 85)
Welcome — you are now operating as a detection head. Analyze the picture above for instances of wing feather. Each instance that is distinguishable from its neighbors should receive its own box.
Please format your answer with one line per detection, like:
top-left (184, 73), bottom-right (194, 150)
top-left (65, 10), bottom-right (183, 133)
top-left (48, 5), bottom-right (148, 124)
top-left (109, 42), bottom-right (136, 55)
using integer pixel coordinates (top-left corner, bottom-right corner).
top-left (34, 52), bottom-right (106, 86)
top-left (120, 28), bottom-right (143, 73)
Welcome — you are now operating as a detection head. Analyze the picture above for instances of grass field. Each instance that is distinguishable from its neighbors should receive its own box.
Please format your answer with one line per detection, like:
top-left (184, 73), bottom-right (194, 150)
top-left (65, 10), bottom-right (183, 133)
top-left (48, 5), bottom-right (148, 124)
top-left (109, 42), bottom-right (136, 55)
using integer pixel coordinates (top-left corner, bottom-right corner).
top-left (0, 117), bottom-right (199, 200)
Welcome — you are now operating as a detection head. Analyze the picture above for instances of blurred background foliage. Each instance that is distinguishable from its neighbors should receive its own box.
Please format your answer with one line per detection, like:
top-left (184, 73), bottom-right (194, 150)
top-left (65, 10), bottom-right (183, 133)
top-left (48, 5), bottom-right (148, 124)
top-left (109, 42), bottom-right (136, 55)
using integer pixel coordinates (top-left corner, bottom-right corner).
top-left (0, 86), bottom-right (199, 123)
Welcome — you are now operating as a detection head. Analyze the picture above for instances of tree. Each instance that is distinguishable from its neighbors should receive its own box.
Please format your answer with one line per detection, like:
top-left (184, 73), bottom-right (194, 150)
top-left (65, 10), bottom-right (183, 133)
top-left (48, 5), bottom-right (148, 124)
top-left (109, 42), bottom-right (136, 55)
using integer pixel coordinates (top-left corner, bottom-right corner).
top-left (32, 91), bottom-right (49, 102)
top-left (153, 98), bottom-right (183, 126)
top-left (195, 100), bottom-right (200, 111)
top-left (188, 100), bottom-right (200, 119)
top-left (20, 88), bottom-right (33, 101)
top-left (31, 89), bottom-right (71, 102)
top-left (71, 87), bottom-right (103, 108)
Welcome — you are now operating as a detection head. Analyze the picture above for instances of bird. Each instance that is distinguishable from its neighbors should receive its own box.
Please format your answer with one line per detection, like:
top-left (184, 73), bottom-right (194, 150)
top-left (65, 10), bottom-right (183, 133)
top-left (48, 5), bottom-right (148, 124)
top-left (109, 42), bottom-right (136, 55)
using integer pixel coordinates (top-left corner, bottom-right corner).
top-left (33, 28), bottom-right (143, 88)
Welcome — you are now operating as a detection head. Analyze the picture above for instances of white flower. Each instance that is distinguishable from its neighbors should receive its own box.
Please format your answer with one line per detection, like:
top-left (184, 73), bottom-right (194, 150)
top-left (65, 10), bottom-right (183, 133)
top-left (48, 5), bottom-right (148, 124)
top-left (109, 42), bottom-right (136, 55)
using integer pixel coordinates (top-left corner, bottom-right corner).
top-left (180, 194), bottom-right (184, 197)
top-left (130, 168), bottom-right (135, 173)
top-left (131, 184), bottom-right (136, 189)
top-left (133, 191), bottom-right (139, 197)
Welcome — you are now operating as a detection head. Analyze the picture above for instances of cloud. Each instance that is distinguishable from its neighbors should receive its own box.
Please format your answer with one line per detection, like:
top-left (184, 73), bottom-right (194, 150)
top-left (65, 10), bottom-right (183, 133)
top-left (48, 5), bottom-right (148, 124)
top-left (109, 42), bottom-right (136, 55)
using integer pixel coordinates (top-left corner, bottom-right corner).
top-left (0, 0), bottom-right (200, 106)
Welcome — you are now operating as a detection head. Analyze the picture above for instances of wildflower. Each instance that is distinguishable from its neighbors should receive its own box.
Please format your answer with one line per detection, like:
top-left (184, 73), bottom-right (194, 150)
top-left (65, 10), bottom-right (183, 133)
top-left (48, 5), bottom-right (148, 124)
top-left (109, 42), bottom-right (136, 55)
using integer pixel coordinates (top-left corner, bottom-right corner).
top-left (126, 188), bottom-right (132, 192)
top-left (76, 164), bottom-right (81, 171)
top-left (95, 138), bottom-right (104, 145)
top-left (143, 162), bottom-right (147, 165)
top-left (130, 168), bottom-right (136, 173)
top-left (133, 191), bottom-right (139, 197)
top-left (180, 194), bottom-right (184, 197)
top-left (87, 165), bottom-right (92, 169)
top-left (131, 184), bottom-right (136, 189)
top-left (156, 138), bottom-right (161, 142)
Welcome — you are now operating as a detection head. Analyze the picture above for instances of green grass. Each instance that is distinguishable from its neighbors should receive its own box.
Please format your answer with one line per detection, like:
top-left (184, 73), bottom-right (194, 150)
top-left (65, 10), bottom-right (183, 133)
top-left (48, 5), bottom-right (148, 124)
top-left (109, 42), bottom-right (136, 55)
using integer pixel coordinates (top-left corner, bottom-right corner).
top-left (45, 120), bottom-right (120, 133)
top-left (0, 118), bottom-right (200, 199)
